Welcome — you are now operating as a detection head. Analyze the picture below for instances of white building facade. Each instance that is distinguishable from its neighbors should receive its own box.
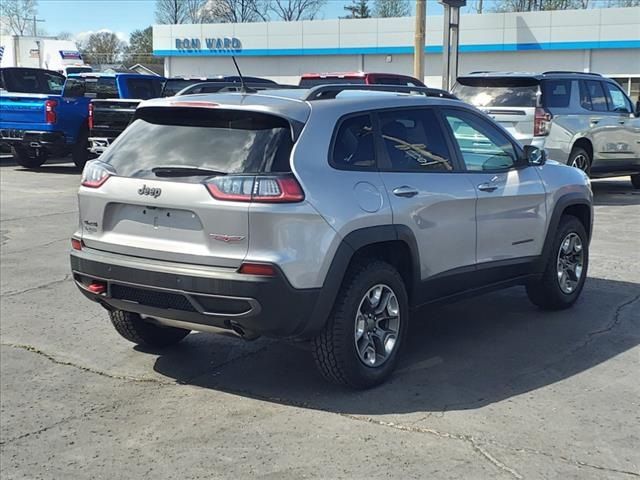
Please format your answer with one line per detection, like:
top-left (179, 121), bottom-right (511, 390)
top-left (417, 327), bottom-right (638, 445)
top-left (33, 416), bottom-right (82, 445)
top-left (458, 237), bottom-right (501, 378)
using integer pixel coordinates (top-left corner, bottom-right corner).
top-left (153, 7), bottom-right (640, 97)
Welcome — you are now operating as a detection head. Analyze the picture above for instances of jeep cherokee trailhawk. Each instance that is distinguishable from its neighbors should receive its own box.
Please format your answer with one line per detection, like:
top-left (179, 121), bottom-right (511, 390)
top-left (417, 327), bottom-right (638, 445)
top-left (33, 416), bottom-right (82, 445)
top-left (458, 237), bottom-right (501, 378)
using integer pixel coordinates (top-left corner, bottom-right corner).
top-left (70, 85), bottom-right (593, 388)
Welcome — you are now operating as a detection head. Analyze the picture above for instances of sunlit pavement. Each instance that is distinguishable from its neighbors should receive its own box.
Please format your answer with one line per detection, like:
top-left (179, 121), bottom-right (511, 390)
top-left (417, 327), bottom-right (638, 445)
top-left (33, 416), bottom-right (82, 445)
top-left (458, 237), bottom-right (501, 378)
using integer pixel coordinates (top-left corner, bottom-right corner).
top-left (1, 158), bottom-right (638, 479)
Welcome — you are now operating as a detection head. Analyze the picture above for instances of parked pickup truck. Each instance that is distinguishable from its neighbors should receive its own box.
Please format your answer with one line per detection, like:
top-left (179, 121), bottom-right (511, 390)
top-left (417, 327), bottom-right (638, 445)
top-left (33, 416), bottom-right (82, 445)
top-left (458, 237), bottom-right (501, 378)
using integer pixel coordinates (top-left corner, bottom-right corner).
top-left (78, 73), bottom-right (164, 155)
top-left (0, 67), bottom-right (90, 168)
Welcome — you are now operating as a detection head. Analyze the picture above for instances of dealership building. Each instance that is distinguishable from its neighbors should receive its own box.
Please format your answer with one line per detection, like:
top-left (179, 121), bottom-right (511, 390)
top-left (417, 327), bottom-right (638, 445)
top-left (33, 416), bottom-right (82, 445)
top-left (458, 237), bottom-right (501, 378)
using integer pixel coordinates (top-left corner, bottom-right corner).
top-left (153, 6), bottom-right (640, 96)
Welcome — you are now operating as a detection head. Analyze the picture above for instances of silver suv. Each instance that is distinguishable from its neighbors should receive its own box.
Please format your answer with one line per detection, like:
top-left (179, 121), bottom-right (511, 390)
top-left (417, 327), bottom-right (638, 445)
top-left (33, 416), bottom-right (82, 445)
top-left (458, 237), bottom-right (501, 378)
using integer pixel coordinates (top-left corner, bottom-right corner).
top-left (453, 71), bottom-right (640, 188)
top-left (70, 85), bottom-right (593, 388)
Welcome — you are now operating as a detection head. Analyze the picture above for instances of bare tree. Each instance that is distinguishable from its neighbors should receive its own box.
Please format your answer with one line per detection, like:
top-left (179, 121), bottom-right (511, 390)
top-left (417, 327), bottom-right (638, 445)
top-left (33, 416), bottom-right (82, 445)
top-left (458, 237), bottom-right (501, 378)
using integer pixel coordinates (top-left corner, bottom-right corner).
top-left (185, 0), bottom-right (211, 22)
top-left (1, 0), bottom-right (39, 36)
top-left (343, 0), bottom-right (371, 18)
top-left (206, 0), bottom-right (269, 22)
top-left (56, 31), bottom-right (73, 40)
top-left (373, 0), bottom-right (410, 17)
top-left (268, 0), bottom-right (326, 21)
top-left (79, 31), bottom-right (126, 64)
top-left (155, 0), bottom-right (188, 24)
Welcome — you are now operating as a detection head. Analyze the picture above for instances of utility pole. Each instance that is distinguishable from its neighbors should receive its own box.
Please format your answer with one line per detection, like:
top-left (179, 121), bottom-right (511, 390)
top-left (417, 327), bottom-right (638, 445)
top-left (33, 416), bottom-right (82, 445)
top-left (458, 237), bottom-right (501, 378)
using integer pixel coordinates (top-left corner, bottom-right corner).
top-left (413, 0), bottom-right (426, 82)
top-left (31, 15), bottom-right (45, 36)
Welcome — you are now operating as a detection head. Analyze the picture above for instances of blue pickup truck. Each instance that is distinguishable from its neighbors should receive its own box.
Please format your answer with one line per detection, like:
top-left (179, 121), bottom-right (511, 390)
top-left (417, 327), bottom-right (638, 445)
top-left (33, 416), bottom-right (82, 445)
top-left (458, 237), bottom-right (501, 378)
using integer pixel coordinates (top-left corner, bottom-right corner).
top-left (0, 72), bottom-right (165, 169)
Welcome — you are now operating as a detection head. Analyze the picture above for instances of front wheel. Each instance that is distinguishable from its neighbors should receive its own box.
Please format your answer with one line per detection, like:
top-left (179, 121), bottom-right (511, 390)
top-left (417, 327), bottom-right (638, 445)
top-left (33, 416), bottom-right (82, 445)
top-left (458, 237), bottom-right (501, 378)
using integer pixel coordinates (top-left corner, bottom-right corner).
top-left (12, 146), bottom-right (47, 169)
top-left (109, 310), bottom-right (190, 348)
top-left (631, 174), bottom-right (640, 190)
top-left (312, 261), bottom-right (408, 389)
top-left (526, 215), bottom-right (589, 310)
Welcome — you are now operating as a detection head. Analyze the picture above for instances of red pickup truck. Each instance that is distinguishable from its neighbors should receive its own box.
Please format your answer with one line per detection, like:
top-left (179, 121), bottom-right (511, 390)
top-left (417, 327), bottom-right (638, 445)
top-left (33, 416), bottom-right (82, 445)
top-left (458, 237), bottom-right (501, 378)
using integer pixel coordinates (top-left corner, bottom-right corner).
top-left (299, 72), bottom-right (425, 87)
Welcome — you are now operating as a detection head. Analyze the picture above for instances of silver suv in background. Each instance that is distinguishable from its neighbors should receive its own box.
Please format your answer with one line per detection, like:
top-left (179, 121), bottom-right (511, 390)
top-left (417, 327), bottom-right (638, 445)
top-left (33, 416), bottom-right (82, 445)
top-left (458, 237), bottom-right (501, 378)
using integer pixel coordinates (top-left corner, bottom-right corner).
top-left (453, 71), bottom-right (640, 188)
top-left (71, 85), bottom-right (593, 388)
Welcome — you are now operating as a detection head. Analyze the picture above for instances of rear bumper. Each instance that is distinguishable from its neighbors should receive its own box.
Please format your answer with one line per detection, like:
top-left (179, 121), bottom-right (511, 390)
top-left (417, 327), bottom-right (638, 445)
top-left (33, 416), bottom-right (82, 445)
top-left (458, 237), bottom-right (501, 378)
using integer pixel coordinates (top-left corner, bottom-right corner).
top-left (0, 129), bottom-right (69, 154)
top-left (70, 248), bottom-right (322, 339)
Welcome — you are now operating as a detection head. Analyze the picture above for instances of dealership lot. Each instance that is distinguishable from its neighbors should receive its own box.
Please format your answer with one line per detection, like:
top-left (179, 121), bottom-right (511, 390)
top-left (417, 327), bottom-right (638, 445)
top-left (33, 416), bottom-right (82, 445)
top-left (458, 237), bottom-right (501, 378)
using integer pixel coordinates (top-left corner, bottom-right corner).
top-left (1, 158), bottom-right (638, 479)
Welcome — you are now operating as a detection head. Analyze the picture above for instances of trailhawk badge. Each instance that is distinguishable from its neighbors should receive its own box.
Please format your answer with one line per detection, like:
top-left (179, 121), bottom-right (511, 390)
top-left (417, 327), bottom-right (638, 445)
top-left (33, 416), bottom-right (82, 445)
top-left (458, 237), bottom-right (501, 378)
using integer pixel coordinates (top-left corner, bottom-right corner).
top-left (138, 185), bottom-right (162, 198)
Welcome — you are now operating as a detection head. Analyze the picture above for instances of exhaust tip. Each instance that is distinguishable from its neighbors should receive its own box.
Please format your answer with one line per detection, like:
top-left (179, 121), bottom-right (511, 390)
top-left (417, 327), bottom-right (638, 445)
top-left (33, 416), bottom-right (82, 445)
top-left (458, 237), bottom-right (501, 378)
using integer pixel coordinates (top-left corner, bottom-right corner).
top-left (229, 321), bottom-right (260, 341)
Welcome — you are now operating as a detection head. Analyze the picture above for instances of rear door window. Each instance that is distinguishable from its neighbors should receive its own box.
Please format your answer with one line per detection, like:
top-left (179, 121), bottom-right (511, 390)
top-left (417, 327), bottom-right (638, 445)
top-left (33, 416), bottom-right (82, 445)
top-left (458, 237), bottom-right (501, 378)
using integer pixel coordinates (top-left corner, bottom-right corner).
top-left (378, 109), bottom-right (453, 171)
top-left (331, 114), bottom-right (375, 170)
top-left (581, 80), bottom-right (608, 112)
top-left (542, 79), bottom-right (572, 108)
top-left (100, 109), bottom-right (294, 179)
top-left (1, 69), bottom-right (64, 94)
top-left (453, 78), bottom-right (539, 107)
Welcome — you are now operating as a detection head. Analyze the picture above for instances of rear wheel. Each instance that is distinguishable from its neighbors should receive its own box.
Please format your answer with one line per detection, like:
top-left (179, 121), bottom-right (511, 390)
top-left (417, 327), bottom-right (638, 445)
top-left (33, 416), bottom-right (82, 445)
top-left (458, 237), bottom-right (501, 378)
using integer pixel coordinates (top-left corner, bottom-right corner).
top-left (312, 261), bottom-right (408, 389)
top-left (72, 128), bottom-right (90, 169)
top-left (568, 146), bottom-right (591, 175)
top-left (631, 174), bottom-right (640, 189)
top-left (526, 216), bottom-right (588, 310)
top-left (12, 146), bottom-right (47, 169)
top-left (109, 310), bottom-right (190, 348)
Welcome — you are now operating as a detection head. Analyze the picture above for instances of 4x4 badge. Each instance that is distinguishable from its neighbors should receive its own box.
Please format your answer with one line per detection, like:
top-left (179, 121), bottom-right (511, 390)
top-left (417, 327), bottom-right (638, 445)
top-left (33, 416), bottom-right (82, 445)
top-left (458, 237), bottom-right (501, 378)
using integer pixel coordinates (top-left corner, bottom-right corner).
top-left (138, 185), bottom-right (162, 198)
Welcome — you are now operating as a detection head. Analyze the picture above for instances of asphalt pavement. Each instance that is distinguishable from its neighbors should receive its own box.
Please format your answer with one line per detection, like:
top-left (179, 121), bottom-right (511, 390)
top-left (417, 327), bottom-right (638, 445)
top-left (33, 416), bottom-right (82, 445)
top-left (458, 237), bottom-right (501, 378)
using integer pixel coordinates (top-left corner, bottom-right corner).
top-left (1, 157), bottom-right (639, 479)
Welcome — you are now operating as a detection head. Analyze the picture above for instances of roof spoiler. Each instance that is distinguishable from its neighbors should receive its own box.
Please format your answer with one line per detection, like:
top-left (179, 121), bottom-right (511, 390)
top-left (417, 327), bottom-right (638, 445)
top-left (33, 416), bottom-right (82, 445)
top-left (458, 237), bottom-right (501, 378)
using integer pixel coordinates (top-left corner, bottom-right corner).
top-left (303, 84), bottom-right (457, 101)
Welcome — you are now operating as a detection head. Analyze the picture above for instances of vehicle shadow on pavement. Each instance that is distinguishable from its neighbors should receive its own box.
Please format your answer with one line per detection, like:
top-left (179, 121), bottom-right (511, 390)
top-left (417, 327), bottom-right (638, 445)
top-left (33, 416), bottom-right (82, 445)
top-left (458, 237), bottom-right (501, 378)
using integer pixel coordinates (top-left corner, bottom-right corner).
top-left (151, 276), bottom-right (639, 414)
top-left (0, 157), bottom-right (81, 174)
top-left (591, 178), bottom-right (640, 206)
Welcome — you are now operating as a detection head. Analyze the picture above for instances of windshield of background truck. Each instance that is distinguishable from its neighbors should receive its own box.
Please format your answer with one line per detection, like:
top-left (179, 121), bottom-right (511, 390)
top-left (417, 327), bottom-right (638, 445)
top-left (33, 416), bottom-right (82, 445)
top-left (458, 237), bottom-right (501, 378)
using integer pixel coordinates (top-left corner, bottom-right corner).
top-left (453, 78), bottom-right (539, 107)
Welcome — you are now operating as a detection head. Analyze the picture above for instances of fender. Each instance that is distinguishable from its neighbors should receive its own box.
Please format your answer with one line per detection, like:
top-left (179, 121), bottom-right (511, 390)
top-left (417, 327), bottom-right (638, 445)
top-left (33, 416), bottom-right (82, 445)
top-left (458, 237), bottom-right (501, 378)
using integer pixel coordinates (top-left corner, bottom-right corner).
top-left (296, 225), bottom-right (420, 339)
top-left (536, 192), bottom-right (592, 273)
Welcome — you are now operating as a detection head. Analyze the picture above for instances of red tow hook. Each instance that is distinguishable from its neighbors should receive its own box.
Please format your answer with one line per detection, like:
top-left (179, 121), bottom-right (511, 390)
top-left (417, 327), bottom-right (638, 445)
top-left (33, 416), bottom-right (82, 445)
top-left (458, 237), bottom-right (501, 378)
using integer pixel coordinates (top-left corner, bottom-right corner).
top-left (87, 282), bottom-right (107, 294)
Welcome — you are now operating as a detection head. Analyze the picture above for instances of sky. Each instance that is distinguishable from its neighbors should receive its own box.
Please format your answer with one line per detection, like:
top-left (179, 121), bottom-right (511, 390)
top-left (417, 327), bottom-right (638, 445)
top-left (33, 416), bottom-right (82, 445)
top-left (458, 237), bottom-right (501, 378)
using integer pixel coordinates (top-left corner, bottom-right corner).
top-left (36, 0), bottom-right (449, 42)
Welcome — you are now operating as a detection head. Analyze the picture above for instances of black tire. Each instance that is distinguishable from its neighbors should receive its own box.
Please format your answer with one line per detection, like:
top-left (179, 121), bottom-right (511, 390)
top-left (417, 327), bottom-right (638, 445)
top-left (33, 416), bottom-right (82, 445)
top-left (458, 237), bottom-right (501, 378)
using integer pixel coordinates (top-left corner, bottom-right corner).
top-left (72, 128), bottom-right (90, 169)
top-left (12, 146), bottom-right (47, 169)
top-left (631, 174), bottom-right (640, 190)
top-left (526, 215), bottom-right (589, 310)
top-left (567, 146), bottom-right (591, 175)
top-left (109, 310), bottom-right (190, 348)
top-left (312, 260), bottom-right (408, 389)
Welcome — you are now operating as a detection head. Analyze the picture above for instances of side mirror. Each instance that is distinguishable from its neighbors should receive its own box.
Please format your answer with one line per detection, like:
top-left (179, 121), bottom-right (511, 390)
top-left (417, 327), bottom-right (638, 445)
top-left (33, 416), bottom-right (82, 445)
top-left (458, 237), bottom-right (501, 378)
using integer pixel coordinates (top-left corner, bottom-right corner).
top-left (524, 145), bottom-right (546, 166)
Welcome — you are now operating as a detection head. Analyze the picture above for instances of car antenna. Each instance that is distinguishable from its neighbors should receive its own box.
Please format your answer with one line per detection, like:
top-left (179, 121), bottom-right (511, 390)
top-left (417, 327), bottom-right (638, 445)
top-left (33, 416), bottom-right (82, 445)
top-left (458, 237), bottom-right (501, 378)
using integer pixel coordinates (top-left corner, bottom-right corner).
top-left (231, 56), bottom-right (254, 94)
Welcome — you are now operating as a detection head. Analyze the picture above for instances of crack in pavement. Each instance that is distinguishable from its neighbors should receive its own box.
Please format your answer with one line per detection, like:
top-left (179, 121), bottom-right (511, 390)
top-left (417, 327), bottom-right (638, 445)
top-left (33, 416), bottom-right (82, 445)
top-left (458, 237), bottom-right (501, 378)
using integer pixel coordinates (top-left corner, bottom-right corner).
top-left (2, 237), bottom-right (70, 254)
top-left (1, 274), bottom-right (72, 297)
top-left (0, 342), bottom-right (174, 385)
top-left (340, 414), bottom-right (523, 479)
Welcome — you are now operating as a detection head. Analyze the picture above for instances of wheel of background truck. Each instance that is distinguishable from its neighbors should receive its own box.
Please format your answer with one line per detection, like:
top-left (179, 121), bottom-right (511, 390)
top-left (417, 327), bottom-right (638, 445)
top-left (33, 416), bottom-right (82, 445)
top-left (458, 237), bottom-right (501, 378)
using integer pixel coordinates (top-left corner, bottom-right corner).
top-left (72, 128), bottom-right (90, 169)
top-left (631, 174), bottom-right (640, 189)
top-left (312, 260), bottom-right (408, 389)
top-left (109, 310), bottom-right (190, 348)
top-left (12, 146), bottom-right (47, 169)
top-left (568, 147), bottom-right (591, 175)
top-left (526, 215), bottom-right (588, 310)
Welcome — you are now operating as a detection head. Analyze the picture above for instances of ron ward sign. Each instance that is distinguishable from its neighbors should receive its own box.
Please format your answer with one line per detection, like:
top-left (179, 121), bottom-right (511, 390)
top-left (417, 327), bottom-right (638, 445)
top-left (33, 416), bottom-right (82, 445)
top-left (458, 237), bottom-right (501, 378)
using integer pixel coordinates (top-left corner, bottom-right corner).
top-left (175, 37), bottom-right (242, 51)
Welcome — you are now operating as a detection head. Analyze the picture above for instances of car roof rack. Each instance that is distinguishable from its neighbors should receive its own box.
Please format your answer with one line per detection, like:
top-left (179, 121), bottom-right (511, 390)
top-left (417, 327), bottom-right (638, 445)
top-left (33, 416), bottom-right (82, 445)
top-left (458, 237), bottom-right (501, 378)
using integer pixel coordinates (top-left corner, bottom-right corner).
top-left (542, 71), bottom-right (602, 76)
top-left (302, 84), bottom-right (457, 101)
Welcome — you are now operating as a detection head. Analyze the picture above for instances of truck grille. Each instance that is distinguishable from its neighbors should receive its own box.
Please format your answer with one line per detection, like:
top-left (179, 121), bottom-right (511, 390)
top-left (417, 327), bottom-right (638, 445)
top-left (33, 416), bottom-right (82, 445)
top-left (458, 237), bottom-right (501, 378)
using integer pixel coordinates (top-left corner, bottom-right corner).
top-left (110, 284), bottom-right (197, 312)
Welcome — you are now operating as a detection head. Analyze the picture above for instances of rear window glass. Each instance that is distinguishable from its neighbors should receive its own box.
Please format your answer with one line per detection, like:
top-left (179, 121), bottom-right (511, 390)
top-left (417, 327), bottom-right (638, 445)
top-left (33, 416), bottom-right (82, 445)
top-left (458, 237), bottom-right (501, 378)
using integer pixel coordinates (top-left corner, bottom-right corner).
top-left (453, 78), bottom-right (539, 107)
top-left (1, 69), bottom-right (64, 94)
top-left (64, 77), bottom-right (119, 99)
top-left (300, 77), bottom-right (366, 87)
top-left (542, 79), bottom-right (572, 108)
top-left (126, 77), bottom-right (163, 99)
top-left (101, 108), bottom-right (294, 179)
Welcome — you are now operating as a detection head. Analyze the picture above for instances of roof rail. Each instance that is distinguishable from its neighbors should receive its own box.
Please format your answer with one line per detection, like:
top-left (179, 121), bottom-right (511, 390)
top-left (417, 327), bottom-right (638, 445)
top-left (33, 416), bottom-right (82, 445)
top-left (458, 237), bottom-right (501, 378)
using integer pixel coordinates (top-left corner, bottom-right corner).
top-left (542, 71), bottom-right (602, 76)
top-left (303, 84), bottom-right (458, 101)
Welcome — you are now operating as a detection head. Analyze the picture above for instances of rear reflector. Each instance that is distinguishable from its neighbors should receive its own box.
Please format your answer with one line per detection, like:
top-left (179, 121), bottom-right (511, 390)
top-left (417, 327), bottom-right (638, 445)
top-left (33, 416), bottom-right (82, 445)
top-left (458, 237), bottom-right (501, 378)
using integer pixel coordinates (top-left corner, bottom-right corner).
top-left (238, 263), bottom-right (276, 276)
top-left (87, 282), bottom-right (107, 294)
top-left (206, 174), bottom-right (304, 203)
top-left (71, 238), bottom-right (83, 250)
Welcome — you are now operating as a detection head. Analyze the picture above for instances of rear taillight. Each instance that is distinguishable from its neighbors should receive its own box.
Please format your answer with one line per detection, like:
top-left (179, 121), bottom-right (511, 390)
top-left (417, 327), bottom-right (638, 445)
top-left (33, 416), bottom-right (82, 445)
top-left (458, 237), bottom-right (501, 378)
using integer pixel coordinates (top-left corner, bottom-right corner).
top-left (534, 107), bottom-right (552, 137)
top-left (88, 103), bottom-right (94, 130)
top-left (45, 99), bottom-right (57, 124)
top-left (81, 160), bottom-right (115, 188)
top-left (205, 174), bottom-right (304, 203)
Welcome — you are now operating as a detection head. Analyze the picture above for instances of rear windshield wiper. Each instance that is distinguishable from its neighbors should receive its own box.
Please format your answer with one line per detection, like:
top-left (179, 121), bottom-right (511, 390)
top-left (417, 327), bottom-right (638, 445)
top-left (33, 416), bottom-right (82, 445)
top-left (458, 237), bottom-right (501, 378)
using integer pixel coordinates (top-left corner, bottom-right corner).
top-left (151, 166), bottom-right (227, 177)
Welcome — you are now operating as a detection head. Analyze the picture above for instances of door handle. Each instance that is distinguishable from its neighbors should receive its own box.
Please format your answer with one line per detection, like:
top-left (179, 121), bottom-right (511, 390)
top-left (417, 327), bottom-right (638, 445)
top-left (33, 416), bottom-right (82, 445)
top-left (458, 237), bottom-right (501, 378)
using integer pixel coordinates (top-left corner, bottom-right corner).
top-left (590, 118), bottom-right (600, 126)
top-left (478, 183), bottom-right (498, 192)
top-left (392, 186), bottom-right (419, 198)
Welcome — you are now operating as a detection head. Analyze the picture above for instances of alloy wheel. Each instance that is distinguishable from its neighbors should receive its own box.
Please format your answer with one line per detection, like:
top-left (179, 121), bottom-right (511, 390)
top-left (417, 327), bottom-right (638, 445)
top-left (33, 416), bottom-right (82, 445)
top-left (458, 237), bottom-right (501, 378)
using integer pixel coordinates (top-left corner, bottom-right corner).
top-left (354, 284), bottom-right (400, 367)
top-left (570, 154), bottom-right (589, 173)
top-left (556, 232), bottom-right (584, 294)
